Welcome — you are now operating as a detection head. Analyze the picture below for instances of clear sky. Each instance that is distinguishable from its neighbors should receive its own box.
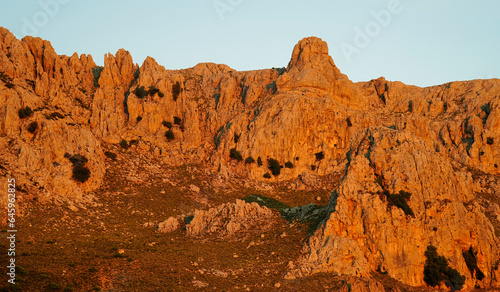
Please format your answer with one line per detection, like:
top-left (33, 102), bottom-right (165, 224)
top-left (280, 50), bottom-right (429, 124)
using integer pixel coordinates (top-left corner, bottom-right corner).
top-left (1, 0), bottom-right (499, 87)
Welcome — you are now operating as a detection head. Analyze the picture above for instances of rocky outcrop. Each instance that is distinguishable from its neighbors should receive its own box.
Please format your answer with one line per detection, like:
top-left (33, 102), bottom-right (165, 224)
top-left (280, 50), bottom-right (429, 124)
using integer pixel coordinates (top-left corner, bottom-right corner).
top-left (1, 26), bottom-right (500, 290)
top-left (287, 127), bottom-right (499, 289)
top-left (277, 37), bottom-right (368, 110)
top-left (0, 27), bottom-right (104, 211)
top-left (335, 277), bottom-right (387, 292)
top-left (158, 216), bottom-right (181, 233)
top-left (158, 199), bottom-right (276, 238)
top-left (90, 49), bottom-right (137, 143)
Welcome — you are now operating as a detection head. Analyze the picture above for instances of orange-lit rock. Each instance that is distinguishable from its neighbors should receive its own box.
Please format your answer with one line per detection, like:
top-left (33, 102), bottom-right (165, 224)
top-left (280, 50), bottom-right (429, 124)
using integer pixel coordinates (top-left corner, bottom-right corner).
top-left (1, 26), bottom-right (500, 290)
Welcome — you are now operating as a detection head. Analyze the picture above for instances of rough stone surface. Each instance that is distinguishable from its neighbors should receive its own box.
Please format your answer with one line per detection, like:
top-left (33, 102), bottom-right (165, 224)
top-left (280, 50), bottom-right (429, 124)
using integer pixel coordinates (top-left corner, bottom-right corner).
top-left (158, 217), bottom-right (181, 233)
top-left (1, 27), bottom-right (500, 290)
top-left (287, 128), bottom-right (499, 289)
top-left (186, 199), bottom-right (276, 237)
top-left (158, 199), bottom-right (276, 238)
top-left (335, 277), bottom-right (387, 292)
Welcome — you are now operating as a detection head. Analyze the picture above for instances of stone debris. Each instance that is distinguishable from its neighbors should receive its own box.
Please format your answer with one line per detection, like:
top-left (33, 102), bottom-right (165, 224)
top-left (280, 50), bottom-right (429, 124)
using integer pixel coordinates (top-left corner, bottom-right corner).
top-left (157, 199), bottom-right (277, 238)
top-left (191, 280), bottom-right (208, 288)
top-left (157, 217), bottom-right (180, 233)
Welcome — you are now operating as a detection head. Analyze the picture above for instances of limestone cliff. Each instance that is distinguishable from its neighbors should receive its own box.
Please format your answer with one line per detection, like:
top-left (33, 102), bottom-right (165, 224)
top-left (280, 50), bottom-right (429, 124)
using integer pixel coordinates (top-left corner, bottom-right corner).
top-left (286, 128), bottom-right (499, 289)
top-left (1, 26), bottom-right (499, 290)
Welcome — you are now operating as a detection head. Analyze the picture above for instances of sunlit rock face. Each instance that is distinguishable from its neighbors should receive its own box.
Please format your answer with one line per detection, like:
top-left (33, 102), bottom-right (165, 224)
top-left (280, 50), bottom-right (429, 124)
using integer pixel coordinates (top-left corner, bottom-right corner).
top-left (1, 27), bottom-right (500, 289)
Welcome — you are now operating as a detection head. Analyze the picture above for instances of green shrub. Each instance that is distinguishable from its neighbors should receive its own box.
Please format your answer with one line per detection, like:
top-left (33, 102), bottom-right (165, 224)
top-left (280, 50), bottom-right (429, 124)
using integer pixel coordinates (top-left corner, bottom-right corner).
top-left (27, 121), bottom-right (38, 133)
top-left (120, 139), bottom-right (129, 148)
top-left (424, 245), bottom-right (465, 291)
top-left (229, 148), bottom-right (243, 161)
top-left (284, 161), bottom-right (294, 168)
top-left (266, 81), bottom-right (277, 94)
top-left (49, 283), bottom-right (61, 290)
top-left (245, 157), bottom-right (255, 164)
top-left (92, 66), bottom-right (104, 87)
top-left (68, 154), bottom-right (88, 167)
top-left (267, 158), bottom-right (281, 176)
top-left (315, 151), bottom-right (325, 161)
top-left (15, 266), bottom-right (28, 276)
top-left (272, 67), bottom-right (286, 75)
top-left (263, 172), bottom-right (271, 179)
top-left (383, 190), bottom-right (414, 216)
top-left (0, 71), bottom-right (12, 83)
top-left (104, 151), bottom-right (117, 160)
top-left (487, 137), bottom-right (494, 145)
top-left (72, 165), bottom-right (90, 183)
top-left (158, 92), bottom-right (164, 98)
top-left (311, 165), bottom-right (316, 171)
top-left (463, 247), bottom-right (485, 280)
top-left (133, 67), bottom-right (140, 80)
top-left (257, 157), bottom-right (263, 166)
top-left (172, 81), bottom-right (182, 101)
top-left (18, 106), bottom-right (33, 119)
top-left (162, 121), bottom-right (172, 129)
top-left (133, 86), bottom-right (148, 99)
top-left (136, 116), bottom-right (142, 122)
top-left (67, 154), bottom-right (91, 183)
top-left (234, 133), bottom-right (240, 143)
top-left (240, 85), bottom-right (249, 103)
top-left (165, 130), bottom-right (175, 141)
top-left (243, 194), bottom-right (290, 210)
top-left (374, 177), bottom-right (384, 188)
top-left (147, 86), bottom-right (160, 96)
top-left (346, 117), bottom-right (352, 127)
top-left (173, 116), bottom-right (182, 125)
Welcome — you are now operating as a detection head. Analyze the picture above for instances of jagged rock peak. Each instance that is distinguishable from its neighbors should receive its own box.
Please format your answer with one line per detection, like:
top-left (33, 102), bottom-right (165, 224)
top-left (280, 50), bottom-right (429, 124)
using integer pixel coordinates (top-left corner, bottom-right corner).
top-left (100, 49), bottom-right (136, 89)
top-left (287, 36), bottom-right (331, 70)
top-left (278, 36), bottom-right (366, 108)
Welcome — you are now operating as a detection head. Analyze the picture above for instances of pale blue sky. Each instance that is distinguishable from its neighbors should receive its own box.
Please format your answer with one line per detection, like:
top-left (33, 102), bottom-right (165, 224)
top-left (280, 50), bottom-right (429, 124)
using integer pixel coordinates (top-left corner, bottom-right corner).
top-left (1, 0), bottom-right (499, 86)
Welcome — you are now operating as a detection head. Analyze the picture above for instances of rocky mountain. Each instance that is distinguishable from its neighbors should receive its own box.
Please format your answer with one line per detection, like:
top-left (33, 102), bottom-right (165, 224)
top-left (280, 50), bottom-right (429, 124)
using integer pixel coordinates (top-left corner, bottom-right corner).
top-left (1, 26), bottom-right (499, 290)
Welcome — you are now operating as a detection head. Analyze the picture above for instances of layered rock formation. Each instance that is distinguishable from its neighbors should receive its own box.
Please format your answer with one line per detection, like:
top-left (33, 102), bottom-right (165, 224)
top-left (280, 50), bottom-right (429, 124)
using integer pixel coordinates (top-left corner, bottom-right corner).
top-left (1, 26), bottom-right (500, 289)
top-left (286, 128), bottom-right (499, 289)
top-left (158, 199), bottom-right (276, 238)
top-left (0, 28), bottom-right (104, 207)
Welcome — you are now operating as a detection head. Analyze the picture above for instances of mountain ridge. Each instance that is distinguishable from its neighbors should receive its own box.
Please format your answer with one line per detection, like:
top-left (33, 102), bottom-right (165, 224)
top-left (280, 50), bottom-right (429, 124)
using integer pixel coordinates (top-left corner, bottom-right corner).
top-left (1, 26), bottom-right (500, 290)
